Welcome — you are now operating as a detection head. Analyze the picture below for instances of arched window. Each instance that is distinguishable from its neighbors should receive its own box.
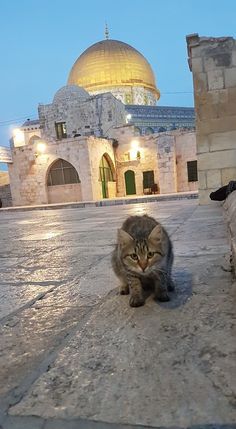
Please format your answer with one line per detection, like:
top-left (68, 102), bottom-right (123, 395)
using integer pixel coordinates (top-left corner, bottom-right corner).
top-left (145, 127), bottom-right (154, 135)
top-left (47, 159), bottom-right (80, 186)
top-left (134, 126), bottom-right (141, 136)
top-left (28, 135), bottom-right (40, 144)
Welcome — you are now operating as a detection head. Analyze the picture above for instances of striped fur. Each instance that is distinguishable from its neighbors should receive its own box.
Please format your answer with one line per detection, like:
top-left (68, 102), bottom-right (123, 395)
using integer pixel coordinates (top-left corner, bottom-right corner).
top-left (111, 215), bottom-right (174, 307)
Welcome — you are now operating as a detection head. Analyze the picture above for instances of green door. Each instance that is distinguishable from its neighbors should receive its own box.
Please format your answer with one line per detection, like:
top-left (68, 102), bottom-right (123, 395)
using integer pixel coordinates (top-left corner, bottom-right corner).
top-left (125, 170), bottom-right (136, 195)
top-left (99, 155), bottom-right (114, 198)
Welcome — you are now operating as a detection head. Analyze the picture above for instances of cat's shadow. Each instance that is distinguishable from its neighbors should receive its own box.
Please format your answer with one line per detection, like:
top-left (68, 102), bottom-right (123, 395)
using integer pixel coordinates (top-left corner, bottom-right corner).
top-left (143, 269), bottom-right (192, 309)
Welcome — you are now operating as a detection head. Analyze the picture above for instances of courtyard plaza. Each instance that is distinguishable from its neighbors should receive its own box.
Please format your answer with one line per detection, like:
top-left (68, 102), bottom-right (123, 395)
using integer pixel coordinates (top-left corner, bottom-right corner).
top-left (0, 199), bottom-right (235, 428)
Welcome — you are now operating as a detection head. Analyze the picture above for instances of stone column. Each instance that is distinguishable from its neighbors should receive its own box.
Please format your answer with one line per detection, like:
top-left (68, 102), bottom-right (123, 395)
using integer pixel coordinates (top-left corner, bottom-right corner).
top-left (187, 34), bottom-right (236, 204)
top-left (157, 135), bottom-right (177, 194)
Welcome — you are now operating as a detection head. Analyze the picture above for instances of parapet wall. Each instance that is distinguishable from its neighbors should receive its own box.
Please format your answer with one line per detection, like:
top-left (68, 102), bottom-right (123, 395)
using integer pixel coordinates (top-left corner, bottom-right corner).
top-left (187, 34), bottom-right (236, 204)
top-left (224, 191), bottom-right (236, 275)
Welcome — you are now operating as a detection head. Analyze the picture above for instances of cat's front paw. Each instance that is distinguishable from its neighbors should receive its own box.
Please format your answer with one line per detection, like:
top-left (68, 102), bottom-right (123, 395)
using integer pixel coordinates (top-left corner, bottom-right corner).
top-left (167, 278), bottom-right (175, 292)
top-left (129, 295), bottom-right (145, 307)
top-left (120, 284), bottom-right (129, 295)
top-left (156, 293), bottom-right (170, 302)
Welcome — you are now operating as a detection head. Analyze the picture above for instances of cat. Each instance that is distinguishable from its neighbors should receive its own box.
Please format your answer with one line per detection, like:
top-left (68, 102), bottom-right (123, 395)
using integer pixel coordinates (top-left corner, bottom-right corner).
top-left (111, 214), bottom-right (174, 307)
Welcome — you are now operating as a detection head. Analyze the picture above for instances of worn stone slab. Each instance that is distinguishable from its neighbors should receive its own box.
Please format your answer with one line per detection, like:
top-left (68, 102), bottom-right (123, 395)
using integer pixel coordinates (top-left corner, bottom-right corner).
top-left (9, 283), bottom-right (235, 427)
top-left (0, 200), bottom-right (235, 428)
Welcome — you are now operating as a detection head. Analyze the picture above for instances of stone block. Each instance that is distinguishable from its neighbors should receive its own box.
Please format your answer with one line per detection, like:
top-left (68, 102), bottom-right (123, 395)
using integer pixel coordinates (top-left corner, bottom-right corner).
top-left (198, 171), bottom-right (207, 190)
top-left (196, 135), bottom-right (209, 154)
top-left (199, 189), bottom-right (218, 205)
top-left (224, 191), bottom-right (236, 273)
top-left (221, 167), bottom-right (236, 184)
top-left (193, 72), bottom-right (207, 93)
top-left (209, 131), bottom-right (236, 152)
top-left (197, 115), bottom-right (236, 134)
top-left (191, 57), bottom-right (203, 73)
top-left (232, 50), bottom-right (236, 66)
top-left (224, 67), bottom-right (236, 88)
top-left (198, 149), bottom-right (236, 171)
top-left (207, 69), bottom-right (224, 90)
top-left (206, 169), bottom-right (222, 188)
top-left (198, 100), bottom-right (218, 121)
top-left (203, 56), bottom-right (217, 72)
top-left (204, 52), bottom-right (232, 70)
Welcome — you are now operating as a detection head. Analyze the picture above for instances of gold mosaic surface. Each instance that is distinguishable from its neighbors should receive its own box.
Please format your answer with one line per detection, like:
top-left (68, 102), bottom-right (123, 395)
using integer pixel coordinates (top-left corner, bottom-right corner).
top-left (68, 40), bottom-right (159, 98)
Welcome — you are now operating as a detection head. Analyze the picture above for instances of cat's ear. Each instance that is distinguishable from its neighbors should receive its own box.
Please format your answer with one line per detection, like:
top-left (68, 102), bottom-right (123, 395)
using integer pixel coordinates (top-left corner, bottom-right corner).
top-left (117, 229), bottom-right (133, 247)
top-left (148, 224), bottom-right (162, 243)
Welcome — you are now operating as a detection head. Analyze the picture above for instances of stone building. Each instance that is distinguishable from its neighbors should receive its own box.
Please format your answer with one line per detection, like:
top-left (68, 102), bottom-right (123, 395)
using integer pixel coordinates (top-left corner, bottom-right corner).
top-left (111, 126), bottom-right (197, 197)
top-left (6, 35), bottom-right (198, 206)
top-left (68, 39), bottom-right (160, 106)
top-left (0, 171), bottom-right (12, 207)
top-left (187, 34), bottom-right (236, 204)
top-left (8, 99), bottom-right (197, 206)
top-left (39, 85), bottom-right (125, 140)
top-left (68, 37), bottom-right (195, 133)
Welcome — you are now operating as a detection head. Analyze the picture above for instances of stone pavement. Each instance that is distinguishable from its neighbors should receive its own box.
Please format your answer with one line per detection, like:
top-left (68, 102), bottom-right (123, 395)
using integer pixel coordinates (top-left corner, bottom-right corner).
top-left (0, 200), bottom-right (235, 429)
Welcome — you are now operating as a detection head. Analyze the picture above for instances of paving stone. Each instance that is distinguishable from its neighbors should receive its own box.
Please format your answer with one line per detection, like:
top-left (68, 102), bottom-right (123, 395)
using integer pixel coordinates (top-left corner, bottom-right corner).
top-left (0, 200), bottom-right (235, 428)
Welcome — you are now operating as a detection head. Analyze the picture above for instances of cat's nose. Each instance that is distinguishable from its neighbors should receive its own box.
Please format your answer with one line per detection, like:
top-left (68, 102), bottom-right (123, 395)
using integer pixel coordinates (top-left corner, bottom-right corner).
top-left (139, 260), bottom-right (148, 271)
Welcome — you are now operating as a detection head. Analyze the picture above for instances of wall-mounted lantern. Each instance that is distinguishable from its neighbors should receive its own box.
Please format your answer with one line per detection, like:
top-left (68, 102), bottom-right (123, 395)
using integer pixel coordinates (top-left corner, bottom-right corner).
top-left (35, 141), bottom-right (47, 158)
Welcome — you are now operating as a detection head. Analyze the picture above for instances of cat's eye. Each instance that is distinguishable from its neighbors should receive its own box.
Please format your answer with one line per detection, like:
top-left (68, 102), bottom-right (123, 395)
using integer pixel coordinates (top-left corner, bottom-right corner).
top-left (147, 251), bottom-right (154, 259)
top-left (130, 253), bottom-right (138, 260)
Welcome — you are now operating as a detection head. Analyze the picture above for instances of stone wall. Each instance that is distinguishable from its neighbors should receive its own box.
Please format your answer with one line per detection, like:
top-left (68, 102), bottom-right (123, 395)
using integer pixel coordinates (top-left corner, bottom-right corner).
top-left (187, 34), bottom-right (236, 204)
top-left (8, 136), bottom-right (113, 206)
top-left (224, 191), bottom-right (236, 275)
top-left (86, 138), bottom-right (115, 200)
top-left (8, 126), bottom-right (197, 205)
top-left (0, 171), bottom-right (12, 207)
top-left (90, 85), bottom-right (157, 106)
top-left (0, 184), bottom-right (12, 207)
top-left (47, 184), bottom-right (82, 204)
top-left (0, 171), bottom-right (9, 186)
top-left (157, 135), bottom-right (177, 194)
top-left (175, 131), bottom-right (198, 192)
top-left (111, 127), bottom-right (159, 197)
top-left (39, 89), bottom-right (125, 140)
top-left (110, 126), bottom-right (197, 197)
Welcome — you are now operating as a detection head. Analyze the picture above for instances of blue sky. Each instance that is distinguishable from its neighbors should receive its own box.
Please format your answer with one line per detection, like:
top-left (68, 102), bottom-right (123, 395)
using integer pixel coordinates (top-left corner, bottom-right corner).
top-left (0, 0), bottom-right (236, 159)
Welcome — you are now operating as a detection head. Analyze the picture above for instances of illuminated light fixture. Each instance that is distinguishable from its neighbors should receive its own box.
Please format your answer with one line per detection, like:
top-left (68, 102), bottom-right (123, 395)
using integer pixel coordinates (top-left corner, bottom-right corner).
top-left (13, 128), bottom-right (25, 146)
top-left (131, 140), bottom-right (139, 150)
top-left (130, 139), bottom-right (140, 160)
top-left (126, 113), bottom-right (132, 123)
top-left (35, 141), bottom-right (47, 157)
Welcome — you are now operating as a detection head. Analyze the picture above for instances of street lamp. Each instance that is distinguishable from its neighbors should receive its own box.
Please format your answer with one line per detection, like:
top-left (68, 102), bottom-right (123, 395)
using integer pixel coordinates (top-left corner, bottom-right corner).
top-left (35, 141), bottom-right (47, 157)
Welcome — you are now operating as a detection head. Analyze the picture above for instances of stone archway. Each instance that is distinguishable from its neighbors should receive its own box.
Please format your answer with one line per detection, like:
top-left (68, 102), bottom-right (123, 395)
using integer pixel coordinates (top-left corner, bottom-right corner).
top-left (46, 158), bottom-right (81, 203)
top-left (99, 154), bottom-right (116, 199)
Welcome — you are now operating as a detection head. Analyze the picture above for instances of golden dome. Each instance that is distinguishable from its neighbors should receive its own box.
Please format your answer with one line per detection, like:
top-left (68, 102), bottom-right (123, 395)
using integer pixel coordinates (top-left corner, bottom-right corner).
top-left (68, 39), bottom-right (160, 100)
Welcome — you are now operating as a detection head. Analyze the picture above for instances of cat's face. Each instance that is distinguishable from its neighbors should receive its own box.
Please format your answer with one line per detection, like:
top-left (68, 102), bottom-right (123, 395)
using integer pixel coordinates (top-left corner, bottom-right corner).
top-left (117, 225), bottom-right (164, 274)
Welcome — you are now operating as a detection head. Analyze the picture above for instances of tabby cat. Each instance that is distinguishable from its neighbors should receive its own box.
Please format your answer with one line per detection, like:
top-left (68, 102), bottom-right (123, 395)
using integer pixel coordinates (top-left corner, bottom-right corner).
top-left (111, 214), bottom-right (174, 307)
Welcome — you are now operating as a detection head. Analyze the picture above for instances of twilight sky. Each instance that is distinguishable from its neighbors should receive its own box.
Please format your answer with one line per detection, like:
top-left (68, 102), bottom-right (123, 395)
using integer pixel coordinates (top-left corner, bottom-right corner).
top-left (0, 0), bottom-right (236, 158)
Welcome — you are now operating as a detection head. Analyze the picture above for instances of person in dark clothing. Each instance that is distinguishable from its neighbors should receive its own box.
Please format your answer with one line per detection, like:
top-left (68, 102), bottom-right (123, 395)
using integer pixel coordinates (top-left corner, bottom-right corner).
top-left (210, 181), bottom-right (236, 201)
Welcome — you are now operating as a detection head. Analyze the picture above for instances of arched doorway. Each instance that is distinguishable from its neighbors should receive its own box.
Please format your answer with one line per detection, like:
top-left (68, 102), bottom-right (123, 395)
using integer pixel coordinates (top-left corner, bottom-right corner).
top-left (125, 170), bottom-right (136, 195)
top-left (99, 154), bottom-right (115, 198)
top-left (47, 158), bottom-right (81, 203)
